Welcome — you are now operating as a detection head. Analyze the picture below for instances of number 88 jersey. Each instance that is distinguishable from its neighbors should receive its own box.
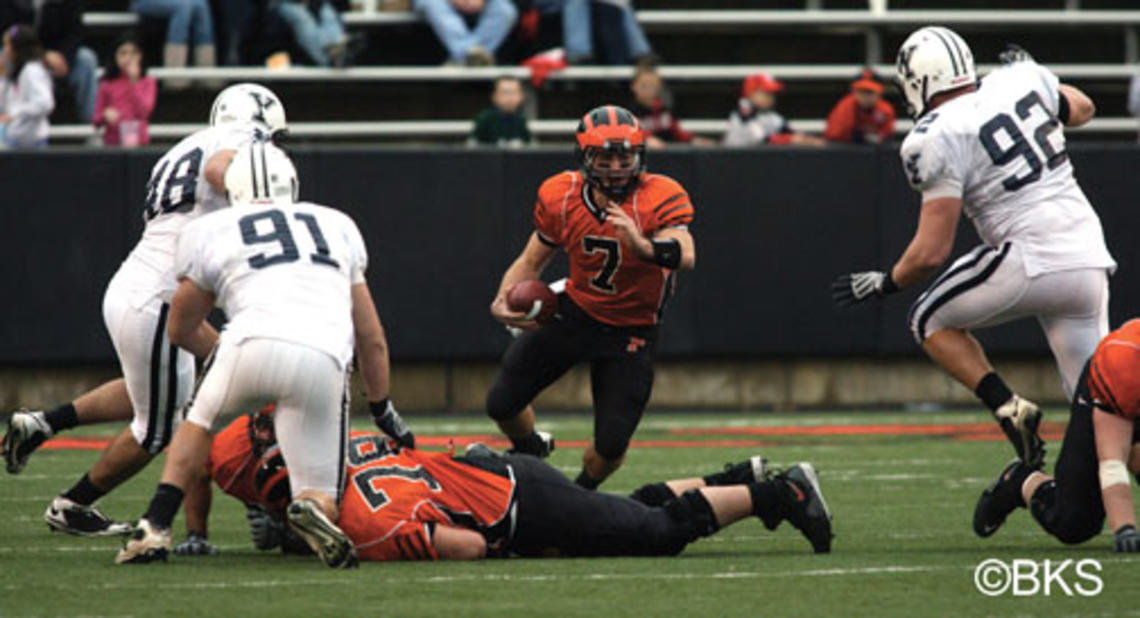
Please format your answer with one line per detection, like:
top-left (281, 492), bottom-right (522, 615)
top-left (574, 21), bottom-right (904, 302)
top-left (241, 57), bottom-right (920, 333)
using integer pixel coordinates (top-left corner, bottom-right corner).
top-left (533, 170), bottom-right (695, 327)
top-left (899, 60), bottom-right (1114, 277)
top-left (121, 124), bottom-right (264, 304)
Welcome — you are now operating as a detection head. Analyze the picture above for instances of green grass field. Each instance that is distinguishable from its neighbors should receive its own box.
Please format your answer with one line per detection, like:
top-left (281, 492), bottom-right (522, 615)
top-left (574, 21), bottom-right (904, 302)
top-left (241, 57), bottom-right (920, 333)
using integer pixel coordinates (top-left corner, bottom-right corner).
top-left (1, 410), bottom-right (1137, 617)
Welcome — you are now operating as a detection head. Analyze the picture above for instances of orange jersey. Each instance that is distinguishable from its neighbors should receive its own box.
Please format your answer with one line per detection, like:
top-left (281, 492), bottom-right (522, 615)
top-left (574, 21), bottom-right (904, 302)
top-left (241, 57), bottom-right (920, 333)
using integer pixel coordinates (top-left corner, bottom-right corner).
top-left (534, 171), bottom-right (694, 327)
top-left (339, 436), bottom-right (516, 562)
top-left (1088, 319), bottom-right (1140, 420)
top-left (208, 414), bottom-right (262, 505)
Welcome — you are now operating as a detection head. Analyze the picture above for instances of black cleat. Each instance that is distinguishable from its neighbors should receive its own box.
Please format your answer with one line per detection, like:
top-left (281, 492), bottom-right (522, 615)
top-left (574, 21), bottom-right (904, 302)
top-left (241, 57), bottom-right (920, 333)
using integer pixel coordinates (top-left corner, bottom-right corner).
top-left (45, 496), bottom-right (132, 537)
top-left (775, 463), bottom-right (833, 554)
top-left (506, 431), bottom-right (555, 459)
top-left (974, 459), bottom-right (1031, 538)
top-left (994, 396), bottom-right (1045, 468)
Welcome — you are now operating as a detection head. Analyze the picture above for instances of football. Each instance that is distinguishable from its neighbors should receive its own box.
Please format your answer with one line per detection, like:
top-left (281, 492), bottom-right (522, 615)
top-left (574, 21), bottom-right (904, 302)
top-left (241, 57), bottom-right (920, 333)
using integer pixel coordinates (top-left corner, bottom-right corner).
top-left (506, 280), bottom-right (558, 323)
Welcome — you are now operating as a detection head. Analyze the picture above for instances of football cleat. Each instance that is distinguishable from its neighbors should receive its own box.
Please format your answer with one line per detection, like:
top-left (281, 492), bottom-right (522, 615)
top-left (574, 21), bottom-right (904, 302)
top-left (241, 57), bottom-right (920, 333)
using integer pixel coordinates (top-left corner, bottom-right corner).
top-left (506, 431), bottom-right (556, 459)
top-left (286, 499), bottom-right (358, 568)
top-left (114, 519), bottom-right (172, 564)
top-left (3, 409), bottom-right (52, 474)
top-left (44, 496), bottom-right (132, 537)
top-left (714, 455), bottom-right (770, 486)
top-left (775, 463), bottom-right (833, 554)
top-left (994, 396), bottom-right (1045, 468)
top-left (973, 459), bottom-right (1030, 538)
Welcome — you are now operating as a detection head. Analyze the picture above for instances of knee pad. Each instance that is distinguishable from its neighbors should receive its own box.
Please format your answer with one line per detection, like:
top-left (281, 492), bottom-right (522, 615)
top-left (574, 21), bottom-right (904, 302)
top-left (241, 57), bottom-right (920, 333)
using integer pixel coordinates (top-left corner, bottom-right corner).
top-left (663, 489), bottom-right (719, 539)
top-left (485, 381), bottom-right (523, 421)
top-left (1030, 480), bottom-right (1101, 545)
top-left (593, 434), bottom-right (630, 461)
top-left (629, 482), bottom-right (674, 507)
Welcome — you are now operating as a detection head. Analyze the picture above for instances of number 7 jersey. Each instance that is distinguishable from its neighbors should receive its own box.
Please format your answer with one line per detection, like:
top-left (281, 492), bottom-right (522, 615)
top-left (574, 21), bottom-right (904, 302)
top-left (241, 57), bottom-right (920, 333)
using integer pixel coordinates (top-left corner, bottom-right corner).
top-left (174, 201), bottom-right (368, 370)
top-left (900, 60), bottom-right (1115, 277)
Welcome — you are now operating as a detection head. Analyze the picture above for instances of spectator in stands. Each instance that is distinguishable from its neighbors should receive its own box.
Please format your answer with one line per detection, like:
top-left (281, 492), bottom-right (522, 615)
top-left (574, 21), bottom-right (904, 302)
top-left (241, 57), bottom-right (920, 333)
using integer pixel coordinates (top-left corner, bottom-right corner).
top-left (131, 0), bottom-right (216, 87)
top-left (723, 72), bottom-right (824, 147)
top-left (629, 63), bottom-right (712, 149)
top-left (0, 0), bottom-right (98, 124)
top-left (532, 0), bottom-right (652, 65)
top-left (415, 0), bottom-right (518, 65)
top-left (470, 75), bottom-right (531, 146)
top-left (0, 25), bottom-right (53, 148)
top-left (94, 34), bottom-right (156, 148)
top-left (275, 0), bottom-right (357, 67)
top-left (824, 69), bottom-right (896, 145)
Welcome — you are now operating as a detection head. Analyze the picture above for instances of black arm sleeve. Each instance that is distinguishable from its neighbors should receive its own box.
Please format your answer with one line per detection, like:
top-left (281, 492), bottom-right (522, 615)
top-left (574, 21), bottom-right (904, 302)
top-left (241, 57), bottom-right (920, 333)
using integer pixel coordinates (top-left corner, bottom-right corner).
top-left (1057, 91), bottom-right (1071, 125)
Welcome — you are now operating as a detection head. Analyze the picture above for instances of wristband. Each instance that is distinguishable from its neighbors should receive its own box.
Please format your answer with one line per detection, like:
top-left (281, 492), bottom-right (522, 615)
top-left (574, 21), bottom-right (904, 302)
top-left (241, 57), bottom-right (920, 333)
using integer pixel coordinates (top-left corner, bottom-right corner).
top-left (651, 238), bottom-right (682, 269)
top-left (369, 398), bottom-right (391, 418)
top-left (1118, 524), bottom-right (1136, 535)
top-left (881, 272), bottom-right (899, 295)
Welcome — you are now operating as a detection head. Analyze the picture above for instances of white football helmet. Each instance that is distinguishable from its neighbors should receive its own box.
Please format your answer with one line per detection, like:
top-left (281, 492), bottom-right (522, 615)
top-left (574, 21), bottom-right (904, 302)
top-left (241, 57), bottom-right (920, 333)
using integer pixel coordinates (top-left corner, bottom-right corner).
top-left (224, 141), bottom-right (298, 206)
top-left (209, 83), bottom-right (288, 135)
top-left (895, 26), bottom-right (976, 119)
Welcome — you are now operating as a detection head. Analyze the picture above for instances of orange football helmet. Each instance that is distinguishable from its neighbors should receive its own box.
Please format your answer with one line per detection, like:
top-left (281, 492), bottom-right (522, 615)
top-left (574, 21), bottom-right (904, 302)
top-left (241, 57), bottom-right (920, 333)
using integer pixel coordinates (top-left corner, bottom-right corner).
top-left (575, 105), bottom-right (647, 201)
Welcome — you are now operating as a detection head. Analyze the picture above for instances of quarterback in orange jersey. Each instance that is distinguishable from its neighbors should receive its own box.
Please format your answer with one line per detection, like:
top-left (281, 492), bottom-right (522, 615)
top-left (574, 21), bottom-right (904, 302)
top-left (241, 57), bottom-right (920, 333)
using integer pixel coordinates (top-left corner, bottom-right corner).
top-left (974, 319), bottom-right (1140, 552)
top-left (487, 104), bottom-right (696, 489)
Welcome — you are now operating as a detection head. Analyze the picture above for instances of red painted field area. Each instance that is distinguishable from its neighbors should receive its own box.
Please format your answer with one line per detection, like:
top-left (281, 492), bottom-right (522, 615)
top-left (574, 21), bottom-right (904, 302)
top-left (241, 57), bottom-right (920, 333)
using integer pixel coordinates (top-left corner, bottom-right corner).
top-left (38, 420), bottom-right (1066, 451)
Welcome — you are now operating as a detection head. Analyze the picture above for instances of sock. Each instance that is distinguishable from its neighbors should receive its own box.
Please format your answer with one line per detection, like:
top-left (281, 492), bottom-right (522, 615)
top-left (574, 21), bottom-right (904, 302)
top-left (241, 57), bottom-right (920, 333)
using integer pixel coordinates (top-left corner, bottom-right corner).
top-left (44, 403), bottom-right (79, 434)
top-left (975, 372), bottom-right (1014, 413)
top-left (62, 473), bottom-right (106, 506)
top-left (142, 483), bottom-right (185, 530)
top-left (749, 480), bottom-right (791, 529)
top-left (575, 470), bottom-right (601, 490)
top-left (509, 432), bottom-right (544, 455)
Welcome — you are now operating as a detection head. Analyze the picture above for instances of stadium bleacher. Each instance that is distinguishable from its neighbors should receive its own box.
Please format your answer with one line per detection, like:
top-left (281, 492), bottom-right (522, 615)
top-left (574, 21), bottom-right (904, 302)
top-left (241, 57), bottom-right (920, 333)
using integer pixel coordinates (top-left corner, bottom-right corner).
top-left (40, 2), bottom-right (1140, 142)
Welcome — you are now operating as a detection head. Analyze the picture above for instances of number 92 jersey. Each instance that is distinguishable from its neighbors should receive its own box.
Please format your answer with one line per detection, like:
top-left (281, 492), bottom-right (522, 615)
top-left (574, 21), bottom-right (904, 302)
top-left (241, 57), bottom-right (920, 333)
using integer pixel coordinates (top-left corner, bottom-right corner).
top-left (900, 60), bottom-right (1115, 277)
top-left (174, 202), bottom-right (368, 370)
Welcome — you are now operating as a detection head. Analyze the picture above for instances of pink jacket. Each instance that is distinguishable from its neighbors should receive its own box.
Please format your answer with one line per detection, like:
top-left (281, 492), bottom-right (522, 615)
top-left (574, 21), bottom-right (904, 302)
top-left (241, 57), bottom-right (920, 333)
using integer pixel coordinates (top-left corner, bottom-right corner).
top-left (94, 75), bottom-right (157, 146)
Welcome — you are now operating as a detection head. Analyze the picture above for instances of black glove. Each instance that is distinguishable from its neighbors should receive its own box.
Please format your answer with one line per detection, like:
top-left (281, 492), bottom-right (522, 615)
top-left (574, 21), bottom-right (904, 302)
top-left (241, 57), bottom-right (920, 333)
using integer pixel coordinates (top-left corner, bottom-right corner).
top-left (246, 504), bottom-right (284, 551)
top-left (370, 399), bottom-right (416, 449)
top-left (1114, 524), bottom-right (1140, 553)
top-left (831, 271), bottom-right (898, 307)
top-left (998, 43), bottom-right (1034, 66)
top-left (173, 532), bottom-right (219, 556)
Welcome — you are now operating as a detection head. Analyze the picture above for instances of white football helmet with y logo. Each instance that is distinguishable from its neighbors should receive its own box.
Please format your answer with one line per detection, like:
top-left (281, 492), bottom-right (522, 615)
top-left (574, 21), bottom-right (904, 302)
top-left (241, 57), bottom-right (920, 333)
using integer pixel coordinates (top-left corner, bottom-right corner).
top-left (224, 141), bottom-right (299, 206)
top-left (210, 83), bottom-right (288, 136)
top-left (895, 26), bottom-right (976, 118)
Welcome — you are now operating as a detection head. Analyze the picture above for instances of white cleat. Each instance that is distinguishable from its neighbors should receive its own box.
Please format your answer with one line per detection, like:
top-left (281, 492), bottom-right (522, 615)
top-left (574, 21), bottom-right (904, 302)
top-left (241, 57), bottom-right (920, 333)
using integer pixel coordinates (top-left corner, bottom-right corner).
top-left (3, 409), bottom-right (52, 474)
top-left (286, 499), bottom-right (358, 568)
top-left (115, 519), bottom-right (172, 564)
top-left (994, 395), bottom-right (1045, 468)
top-left (45, 496), bottom-right (132, 537)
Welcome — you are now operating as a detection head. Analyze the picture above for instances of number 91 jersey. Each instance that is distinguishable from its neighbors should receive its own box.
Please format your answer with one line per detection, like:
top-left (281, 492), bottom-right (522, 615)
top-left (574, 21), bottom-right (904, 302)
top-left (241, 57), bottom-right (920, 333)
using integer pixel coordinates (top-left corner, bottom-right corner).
top-left (174, 201), bottom-right (368, 370)
top-left (900, 60), bottom-right (1115, 277)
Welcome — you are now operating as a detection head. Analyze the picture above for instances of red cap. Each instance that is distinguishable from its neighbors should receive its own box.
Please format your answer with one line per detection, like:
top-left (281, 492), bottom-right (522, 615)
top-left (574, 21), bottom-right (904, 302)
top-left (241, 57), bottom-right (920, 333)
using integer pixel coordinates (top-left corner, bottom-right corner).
top-left (851, 69), bottom-right (884, 94)
top-left (742, 72), bottom-right (784, 96)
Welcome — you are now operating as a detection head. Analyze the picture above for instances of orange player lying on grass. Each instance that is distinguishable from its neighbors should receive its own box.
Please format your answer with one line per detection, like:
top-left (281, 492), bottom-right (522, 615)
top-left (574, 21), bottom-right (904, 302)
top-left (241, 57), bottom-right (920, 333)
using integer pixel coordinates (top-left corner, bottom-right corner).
top-left (189, 409), bottom-right (834, 560)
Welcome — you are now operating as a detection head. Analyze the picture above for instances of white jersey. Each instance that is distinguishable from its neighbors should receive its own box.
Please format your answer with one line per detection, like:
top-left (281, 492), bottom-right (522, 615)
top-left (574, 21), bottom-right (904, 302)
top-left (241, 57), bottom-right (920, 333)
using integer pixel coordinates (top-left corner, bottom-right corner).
top-left (899, 61), bottom-right (1115, 277)
top-left (174, 201), bottom-right (368, 370)
top-left (114, 124), bottom-right (263, 307)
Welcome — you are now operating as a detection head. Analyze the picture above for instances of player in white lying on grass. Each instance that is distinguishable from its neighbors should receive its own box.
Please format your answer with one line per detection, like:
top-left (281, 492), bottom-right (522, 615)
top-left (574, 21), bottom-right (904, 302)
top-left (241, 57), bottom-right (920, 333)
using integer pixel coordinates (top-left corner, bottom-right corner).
top-left (1, 84), bottom-right (287, 550)
top-left (116, 142), bottom-right (399, 568)
top-left (832, 28), bottom-right (1115, 470)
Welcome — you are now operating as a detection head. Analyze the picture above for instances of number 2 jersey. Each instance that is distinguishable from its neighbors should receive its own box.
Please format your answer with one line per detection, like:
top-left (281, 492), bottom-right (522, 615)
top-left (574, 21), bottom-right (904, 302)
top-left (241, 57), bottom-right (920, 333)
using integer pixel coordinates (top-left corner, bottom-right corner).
top-left (900, 60), bottom-right (1115, 277)
top-left (534, 171), bottom-right (695, 327)
top-left (174, 201), bottom-right (368, 370)
top-left (113, 124), bottom-right (262, 307)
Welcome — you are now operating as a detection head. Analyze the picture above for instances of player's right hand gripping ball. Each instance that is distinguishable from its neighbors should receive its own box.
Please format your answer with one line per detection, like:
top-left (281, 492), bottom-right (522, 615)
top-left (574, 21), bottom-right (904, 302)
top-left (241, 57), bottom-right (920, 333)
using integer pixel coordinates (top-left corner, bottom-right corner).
top-left (831, 271), bottom-right (893, 307)
top-left (506, 280), bottom-right (558, 324)
top-left (1114, 525), bottom-right (1140, 552)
